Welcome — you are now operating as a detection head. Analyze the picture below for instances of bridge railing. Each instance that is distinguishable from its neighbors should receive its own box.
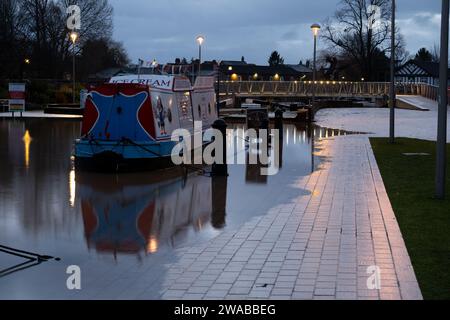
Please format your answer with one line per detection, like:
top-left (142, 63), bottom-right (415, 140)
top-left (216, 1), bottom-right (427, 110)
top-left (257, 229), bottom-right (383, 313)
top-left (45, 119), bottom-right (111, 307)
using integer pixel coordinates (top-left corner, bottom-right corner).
top-left (396, 83), bottom-right (439, 101)
top-left (219, 81), bottom-right (439, 100)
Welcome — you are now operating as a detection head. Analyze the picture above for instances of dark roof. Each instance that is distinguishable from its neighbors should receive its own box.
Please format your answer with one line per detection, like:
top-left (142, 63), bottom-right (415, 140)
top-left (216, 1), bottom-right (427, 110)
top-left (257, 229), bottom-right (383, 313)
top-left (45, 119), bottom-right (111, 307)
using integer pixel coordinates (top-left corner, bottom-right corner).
top-left (220, 60), bottom-right (248, 66)
top-left (396, 59), bottom-right (450, 78)
top-left (221, 64), bottom-right (309, 77)
top-left (286, 64), bottom-right (313, 73)
top-left (411, 60), bottom-right (440, 77)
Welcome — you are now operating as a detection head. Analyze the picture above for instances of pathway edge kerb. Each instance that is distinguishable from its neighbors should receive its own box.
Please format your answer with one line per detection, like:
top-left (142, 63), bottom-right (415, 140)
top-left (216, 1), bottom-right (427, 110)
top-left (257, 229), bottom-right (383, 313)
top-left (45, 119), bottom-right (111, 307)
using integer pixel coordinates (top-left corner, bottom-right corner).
top-left (365, 138), bottom-right (423, 300)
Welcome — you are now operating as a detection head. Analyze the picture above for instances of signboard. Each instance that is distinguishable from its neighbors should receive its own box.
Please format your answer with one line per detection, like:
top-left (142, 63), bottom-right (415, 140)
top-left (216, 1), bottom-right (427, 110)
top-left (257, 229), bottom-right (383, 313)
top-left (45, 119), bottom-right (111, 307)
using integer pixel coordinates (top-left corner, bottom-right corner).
top-left (109, 75), bottom-right (193, 92)
top-left (193, 76), bottom-right (215, 90)
top-left (9, 83), bottom-right (26, 113)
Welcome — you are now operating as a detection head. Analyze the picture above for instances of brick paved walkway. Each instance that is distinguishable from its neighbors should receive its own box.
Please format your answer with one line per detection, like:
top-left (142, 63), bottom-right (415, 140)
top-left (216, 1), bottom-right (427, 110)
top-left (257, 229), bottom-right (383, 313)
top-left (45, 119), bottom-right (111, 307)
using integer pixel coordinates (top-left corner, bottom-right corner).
top-left (148, 136), bottom-right (422, 300)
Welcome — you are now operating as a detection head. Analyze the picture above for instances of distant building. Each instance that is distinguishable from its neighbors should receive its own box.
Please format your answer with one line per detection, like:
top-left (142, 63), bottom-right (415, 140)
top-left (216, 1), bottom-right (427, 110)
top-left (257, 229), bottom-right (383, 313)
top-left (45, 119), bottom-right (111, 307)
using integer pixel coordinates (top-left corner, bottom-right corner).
top-left (90, 59), bottom-right (314, 84)
top-left (218, 61), bottom-right (312, 81)
top-left (395, 59), bottom-right (450, 86)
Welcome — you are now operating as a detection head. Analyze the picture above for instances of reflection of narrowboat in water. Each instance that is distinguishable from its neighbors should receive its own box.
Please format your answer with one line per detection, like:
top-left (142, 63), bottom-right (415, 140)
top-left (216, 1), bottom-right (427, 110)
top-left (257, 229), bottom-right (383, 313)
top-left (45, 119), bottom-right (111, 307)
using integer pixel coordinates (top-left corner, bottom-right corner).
top-left (77, 171), bottom-right (214, 257)
top-left (74, 75), bottom-right (217, 172)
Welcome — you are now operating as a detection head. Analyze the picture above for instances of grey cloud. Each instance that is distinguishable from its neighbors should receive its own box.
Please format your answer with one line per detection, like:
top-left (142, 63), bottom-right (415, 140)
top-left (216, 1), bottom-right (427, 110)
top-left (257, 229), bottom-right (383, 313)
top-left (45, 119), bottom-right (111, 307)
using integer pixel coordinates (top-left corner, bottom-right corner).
top-left (109, 0), bottom-right (442, 64)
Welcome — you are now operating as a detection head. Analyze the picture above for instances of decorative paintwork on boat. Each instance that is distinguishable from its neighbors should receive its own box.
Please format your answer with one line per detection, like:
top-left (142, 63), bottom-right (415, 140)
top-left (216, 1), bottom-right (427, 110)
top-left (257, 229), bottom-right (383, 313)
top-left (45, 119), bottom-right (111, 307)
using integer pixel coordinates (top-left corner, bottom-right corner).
top-left (74, 75), bottom-right (218, 171)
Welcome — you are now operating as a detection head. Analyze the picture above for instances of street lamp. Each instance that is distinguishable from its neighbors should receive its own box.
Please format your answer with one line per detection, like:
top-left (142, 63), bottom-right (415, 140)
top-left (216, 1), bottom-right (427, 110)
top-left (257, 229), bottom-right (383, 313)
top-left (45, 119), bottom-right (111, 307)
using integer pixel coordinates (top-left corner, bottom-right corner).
top-left (151, 59), bottom-right (158, 74)
top-left (436, 0), bottom-right (449, 199)
top-left (70, 32), bottom-right (78, 104)
top-left (196, 35), bottom-right (205, 77)
top-left (311, 23), bottom-right (320, 117)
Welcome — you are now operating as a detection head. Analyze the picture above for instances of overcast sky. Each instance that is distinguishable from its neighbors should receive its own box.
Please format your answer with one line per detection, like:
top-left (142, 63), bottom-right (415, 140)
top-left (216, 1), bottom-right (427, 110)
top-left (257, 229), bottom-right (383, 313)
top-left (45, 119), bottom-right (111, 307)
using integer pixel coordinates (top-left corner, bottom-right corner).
top-left (108, 0), bottom-right (443, 65)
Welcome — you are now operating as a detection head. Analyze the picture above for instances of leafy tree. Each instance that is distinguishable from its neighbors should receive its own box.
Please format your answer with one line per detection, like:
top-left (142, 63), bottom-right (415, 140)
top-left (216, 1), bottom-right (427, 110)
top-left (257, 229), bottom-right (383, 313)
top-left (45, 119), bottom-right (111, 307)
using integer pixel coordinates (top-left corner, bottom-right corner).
top-left (268, 51), bottom-right (284, 66)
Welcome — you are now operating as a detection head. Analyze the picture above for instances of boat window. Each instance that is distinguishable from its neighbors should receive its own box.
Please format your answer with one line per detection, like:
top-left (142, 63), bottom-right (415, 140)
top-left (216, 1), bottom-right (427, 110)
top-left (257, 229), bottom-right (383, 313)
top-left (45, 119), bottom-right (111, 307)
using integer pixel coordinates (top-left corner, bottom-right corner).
top-left (208, 103), bottom-right (211, 115)
top-left (198, 105), bottom-right (201, 117)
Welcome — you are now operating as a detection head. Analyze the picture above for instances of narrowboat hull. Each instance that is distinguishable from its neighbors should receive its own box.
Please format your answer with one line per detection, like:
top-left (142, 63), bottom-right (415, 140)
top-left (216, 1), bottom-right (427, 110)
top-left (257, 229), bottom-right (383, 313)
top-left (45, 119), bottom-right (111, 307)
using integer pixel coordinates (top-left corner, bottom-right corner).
top-left (74, 139), bottom-right (209, 172)
top-left (74, 76), bottom-right (218, 173)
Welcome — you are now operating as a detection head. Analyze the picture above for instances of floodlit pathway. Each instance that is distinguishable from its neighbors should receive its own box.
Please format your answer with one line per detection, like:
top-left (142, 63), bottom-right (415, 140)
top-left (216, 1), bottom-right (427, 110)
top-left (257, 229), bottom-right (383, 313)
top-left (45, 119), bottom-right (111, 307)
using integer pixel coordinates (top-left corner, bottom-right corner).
top-left (150, 135), bottom-right (422, 300)
top-left (316, 99), bottom-right (450, 141)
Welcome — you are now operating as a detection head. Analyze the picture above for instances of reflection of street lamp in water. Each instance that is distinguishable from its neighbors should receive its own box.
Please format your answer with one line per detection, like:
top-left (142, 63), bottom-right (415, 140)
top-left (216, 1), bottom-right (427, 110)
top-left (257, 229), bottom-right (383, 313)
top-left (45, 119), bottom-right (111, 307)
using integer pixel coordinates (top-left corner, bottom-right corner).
top-left (22, 130), bottom-right (32, 168)
top-left (69, 170), bottom-right (76, 208)
top-left (147, 236), bottom-right (158, 253)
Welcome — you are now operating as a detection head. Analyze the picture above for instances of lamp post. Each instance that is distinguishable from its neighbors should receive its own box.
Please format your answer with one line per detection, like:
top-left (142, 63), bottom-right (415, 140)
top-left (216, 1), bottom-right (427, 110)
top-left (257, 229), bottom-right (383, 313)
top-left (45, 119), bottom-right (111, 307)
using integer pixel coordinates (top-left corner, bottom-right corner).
top-left (22, 58), bottom-right (30, 80)
top-left (151, 59), bottom-right (158, 74)
top-left (389, 0), bottom-right (396, 144)
top-left (436, 0), bottom-right (449, 199)
top-left (311, 23), bottom-right (320, 118)
top-left (196, 35), bottom-right (205, 77)
top-left (70, 32), bottom-right (78, 104)
top-left (216, 61), bottom-right (221, 114)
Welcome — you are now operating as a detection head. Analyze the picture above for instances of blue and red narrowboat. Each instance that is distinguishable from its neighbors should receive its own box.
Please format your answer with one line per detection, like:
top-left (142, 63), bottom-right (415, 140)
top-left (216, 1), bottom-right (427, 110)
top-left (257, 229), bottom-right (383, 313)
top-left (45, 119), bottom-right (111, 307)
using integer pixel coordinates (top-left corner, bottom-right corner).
top-left (74, 75), bottom-right (218, 172)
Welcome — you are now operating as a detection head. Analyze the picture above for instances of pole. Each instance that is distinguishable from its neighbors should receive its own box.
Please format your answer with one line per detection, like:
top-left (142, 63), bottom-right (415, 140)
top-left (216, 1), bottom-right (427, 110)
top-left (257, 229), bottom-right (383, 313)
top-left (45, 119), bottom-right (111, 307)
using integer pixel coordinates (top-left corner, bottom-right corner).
top-left (436, 0), bottom-right (449, 199)
top-left (389, 0), bottom-right (396, 143)
top-left (198, 44), bottom-right (202, 76)
top-left (72, 43), bottom-right (76, 104)
top-left (312, 34), bottom-right (317, 114)
top-left (216, 64), bottom-right (220, 114)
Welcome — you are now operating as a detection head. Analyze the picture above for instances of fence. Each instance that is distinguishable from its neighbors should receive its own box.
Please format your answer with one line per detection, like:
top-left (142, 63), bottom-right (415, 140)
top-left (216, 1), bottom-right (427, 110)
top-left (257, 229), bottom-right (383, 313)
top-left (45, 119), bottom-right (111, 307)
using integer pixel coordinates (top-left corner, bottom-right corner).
top-left (218, 81), bottom-right (441, 101)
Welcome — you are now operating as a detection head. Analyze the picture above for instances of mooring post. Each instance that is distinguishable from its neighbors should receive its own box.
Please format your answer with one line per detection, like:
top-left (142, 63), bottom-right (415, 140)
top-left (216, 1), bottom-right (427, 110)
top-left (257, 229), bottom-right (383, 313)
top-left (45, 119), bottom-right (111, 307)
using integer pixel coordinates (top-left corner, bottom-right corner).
top-left (212, 119), bottom-right (228, 176)
top-left (274, 108), bottom-right (283, 138)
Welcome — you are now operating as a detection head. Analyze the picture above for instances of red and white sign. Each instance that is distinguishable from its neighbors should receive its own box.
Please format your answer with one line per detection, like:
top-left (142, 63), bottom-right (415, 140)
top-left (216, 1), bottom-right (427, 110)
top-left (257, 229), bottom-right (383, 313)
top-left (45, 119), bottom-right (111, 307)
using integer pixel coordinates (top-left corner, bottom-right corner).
top-left (9, 83), bottom-right (26, 112)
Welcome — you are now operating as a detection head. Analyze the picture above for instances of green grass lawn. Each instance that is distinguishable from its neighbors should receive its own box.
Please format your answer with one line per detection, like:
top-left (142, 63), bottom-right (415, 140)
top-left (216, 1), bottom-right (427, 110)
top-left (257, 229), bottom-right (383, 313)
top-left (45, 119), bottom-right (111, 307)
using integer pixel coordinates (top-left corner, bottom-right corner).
top-left (370, 138), bottom-right (450, 300)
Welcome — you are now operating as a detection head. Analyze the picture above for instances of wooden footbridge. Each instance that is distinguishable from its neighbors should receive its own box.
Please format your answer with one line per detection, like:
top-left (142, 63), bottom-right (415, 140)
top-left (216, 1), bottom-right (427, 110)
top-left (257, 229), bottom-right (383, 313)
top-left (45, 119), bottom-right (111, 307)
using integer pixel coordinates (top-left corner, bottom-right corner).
top-left (217, 81), bottom-right (440, 123)
top-left (218, 81), bottom-right (439, 101)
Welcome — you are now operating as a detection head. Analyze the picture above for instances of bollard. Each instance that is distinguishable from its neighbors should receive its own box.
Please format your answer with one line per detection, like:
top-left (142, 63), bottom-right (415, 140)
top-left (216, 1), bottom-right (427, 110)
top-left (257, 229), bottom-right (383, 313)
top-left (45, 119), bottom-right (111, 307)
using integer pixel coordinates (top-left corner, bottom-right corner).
top-left (212, 119), bottom-right (228, 176)
top-left (274, 108), bottom-right (283, 138)
top-left (307, 107), bottom-right (313, 122)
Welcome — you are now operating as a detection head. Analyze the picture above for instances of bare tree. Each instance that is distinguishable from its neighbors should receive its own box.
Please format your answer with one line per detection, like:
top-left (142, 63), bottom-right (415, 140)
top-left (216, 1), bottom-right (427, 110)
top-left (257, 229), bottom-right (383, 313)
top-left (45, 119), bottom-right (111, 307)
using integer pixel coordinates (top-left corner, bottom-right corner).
top-left (322, 0), bottom-right (405, 80)
top-left (431, 44), bottom-right (440, 63)
top-left (0, 0), bottom-right (25, 77)
top-left (59, 0), bottom-right (113, 44)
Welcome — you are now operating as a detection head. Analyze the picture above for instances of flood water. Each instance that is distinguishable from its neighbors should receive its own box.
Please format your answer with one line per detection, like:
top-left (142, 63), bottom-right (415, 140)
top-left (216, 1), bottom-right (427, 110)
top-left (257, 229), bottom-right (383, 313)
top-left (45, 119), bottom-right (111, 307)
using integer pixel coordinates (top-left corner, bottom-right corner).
top-left (0, 118), bottom-right (348, 299)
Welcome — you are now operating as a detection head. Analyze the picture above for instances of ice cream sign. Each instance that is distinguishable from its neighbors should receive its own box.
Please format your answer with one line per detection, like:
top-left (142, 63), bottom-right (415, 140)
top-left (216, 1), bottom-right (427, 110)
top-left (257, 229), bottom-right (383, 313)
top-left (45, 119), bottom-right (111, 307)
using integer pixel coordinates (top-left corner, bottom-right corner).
top-left (9, 83), bottom-right (26, 114)
top-left (109, 75), bottom-right (192, 92)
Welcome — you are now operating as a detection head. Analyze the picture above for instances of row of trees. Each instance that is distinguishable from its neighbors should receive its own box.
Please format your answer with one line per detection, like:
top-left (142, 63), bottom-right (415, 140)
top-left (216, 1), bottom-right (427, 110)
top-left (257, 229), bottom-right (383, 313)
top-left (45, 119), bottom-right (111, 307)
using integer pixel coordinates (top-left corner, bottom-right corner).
top-left (0, 0), bottom-right (129, 80)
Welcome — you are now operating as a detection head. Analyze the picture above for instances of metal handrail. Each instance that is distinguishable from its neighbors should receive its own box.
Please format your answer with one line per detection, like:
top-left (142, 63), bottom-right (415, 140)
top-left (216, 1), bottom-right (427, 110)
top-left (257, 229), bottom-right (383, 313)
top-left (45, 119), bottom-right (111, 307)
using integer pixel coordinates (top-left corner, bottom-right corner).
top-left (218, 81), bottom-right (440, 100)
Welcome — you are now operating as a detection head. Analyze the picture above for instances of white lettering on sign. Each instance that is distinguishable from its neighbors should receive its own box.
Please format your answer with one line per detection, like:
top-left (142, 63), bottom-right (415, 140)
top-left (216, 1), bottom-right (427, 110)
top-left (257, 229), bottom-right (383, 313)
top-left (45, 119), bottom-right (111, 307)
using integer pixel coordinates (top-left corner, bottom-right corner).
top-left (109, 75), bottom-right (182, 90)
top-left (66, 265), bottom-right (81, 290)
top-left (66, 5), bottom-right (81, 30)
